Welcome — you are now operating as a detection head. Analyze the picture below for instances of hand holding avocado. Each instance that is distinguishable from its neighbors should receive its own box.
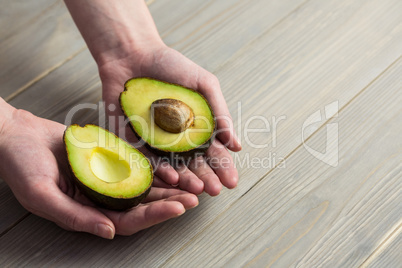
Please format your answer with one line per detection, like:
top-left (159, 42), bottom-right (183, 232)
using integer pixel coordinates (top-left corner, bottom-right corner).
top-left (64, 0), bottom-right (241, 195)
top-left (0, 0), bottom-right (241, 239)
top-left (100, 46), bottom-right (241, 196)
top-left (0, 101), bottom-right (198, 239)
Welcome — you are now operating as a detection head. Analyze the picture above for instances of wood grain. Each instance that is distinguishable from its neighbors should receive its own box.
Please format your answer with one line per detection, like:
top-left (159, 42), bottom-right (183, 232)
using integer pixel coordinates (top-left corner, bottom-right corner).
top-left (157, 0), bottom-right (309, 71)
top-left (0, 180), bottom-right (28, 236)
top-left (0, 0), bottom-right (305, 241)
top-left (0, 1), bottom-right (86, 99)
top-left (0, 0), bottom-right (401, 266)
top-left (365, 226), bottom-right (402, 268)
top-left (162, 57), bottom-right (402, 268)
top-left (0, 0), bottom-right (59, 43)
top-left (9, 49), bottom-right (101, 124)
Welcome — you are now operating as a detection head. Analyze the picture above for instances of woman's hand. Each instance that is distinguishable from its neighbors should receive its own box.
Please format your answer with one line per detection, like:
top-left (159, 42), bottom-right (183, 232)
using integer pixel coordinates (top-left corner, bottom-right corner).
top-left (99, 45), bottom-right (241, 196)
top-left (0, 100), bottom-right (198, 239)
top-left (64, 0), bottom-right (241, 196)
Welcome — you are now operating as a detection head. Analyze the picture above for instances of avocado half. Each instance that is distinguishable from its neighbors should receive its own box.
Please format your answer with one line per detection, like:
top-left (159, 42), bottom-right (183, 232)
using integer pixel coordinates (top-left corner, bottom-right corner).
top-left (120, 78), bottom-right (216, 160)
top-left (64, 124), bottom-right (153, 210)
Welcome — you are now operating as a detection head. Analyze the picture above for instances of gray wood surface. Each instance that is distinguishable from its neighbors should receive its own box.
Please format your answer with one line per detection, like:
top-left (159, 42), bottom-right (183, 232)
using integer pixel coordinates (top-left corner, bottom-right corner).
top-left (366, 230), bottom-right (402, 268)
top-left (0, 0), bottom-right (85, 99)
top-left (0, 0), bottom-right (401, 267)
top-left (0, 181), bottom-right (28, 236)
top-left (163, 58), bottom-right (402, 267)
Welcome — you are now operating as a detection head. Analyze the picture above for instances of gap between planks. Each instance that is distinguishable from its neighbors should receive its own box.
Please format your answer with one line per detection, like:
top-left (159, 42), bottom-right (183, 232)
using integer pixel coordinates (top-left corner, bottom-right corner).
top-left (211, 0), bottom-right (311, 73)
top-left (0, 0), bottom-right (398, 264)
top-left (0, 213), bottom-right (30, 238)
top-left (359, 221), bottom-right (402, 268)
top-left (3, 0), bottom-right (156, 103)
top-left (4, 47), bottom-right (86, 103)
top-left (160, 54), bottom-right (402, 267)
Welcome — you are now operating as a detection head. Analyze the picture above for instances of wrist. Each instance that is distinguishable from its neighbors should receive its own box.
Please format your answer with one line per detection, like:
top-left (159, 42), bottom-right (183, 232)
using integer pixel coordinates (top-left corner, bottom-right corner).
top-left (0, 98), bottom-right (15, 137)
top-left (0, 98), bottom-right (16, 183)
top-left (65, 0), bottom-right (165, 67)
top-left (92, 31), bottom-right (165, 68)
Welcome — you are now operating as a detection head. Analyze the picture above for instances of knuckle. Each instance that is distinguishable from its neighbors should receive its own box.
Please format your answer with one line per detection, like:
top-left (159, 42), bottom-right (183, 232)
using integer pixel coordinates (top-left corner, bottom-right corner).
top-left (65, 214), bottom-right (80, 232)
top-left (210, 75), bottom-right (220, 88)
top-left (198, 171), bottom-right (216, 182)
top-left (16, 185), bottom-right (43, 212)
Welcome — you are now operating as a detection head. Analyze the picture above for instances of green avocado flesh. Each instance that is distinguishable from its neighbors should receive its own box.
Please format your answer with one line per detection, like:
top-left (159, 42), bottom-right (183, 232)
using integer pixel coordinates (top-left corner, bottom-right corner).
top-left (64, 124), bottom-right (153, 210)
top-left (120, 78), bottom-right (215, 153)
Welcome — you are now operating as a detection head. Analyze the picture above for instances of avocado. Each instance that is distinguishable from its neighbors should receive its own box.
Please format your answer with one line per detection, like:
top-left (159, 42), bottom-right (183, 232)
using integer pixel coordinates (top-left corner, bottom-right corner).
top-left (64, 124), bottom-right (153, 210)
top-left (119, 78), bottom-right (215, 161)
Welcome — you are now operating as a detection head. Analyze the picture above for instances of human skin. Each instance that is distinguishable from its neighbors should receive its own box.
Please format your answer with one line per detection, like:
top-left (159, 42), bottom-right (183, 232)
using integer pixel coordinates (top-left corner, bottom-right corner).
top-left (64, 0), bottom-right (242, 196)
top-left (0, 98), bottom-right (199, 239)
top-left (0, 0), bottom-right (242, 240)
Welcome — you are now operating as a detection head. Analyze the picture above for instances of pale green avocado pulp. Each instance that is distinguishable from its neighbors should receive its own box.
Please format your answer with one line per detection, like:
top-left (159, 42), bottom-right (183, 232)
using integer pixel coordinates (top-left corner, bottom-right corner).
top-left (120, 78), bottom-right (215, 152)
top-left (64, 125), bottom-right (152, 199)
top-left (89, 147), bottom-right (131, 183)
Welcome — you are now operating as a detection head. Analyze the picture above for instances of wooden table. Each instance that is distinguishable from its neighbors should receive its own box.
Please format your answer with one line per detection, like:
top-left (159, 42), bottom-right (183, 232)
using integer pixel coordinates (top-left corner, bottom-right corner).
top-left (1, 0), bottom-right (401, 267)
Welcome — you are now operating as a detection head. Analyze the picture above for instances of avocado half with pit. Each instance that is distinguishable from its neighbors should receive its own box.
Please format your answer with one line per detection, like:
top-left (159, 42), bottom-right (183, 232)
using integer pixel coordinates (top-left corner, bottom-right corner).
top-left (64, 124), bottom-right (153, 210)
top-left (120, 78), bottom-right (215, 160)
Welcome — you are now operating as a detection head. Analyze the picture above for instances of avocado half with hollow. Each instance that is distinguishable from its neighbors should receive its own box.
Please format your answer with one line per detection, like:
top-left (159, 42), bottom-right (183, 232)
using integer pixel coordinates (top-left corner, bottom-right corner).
top-left (64, 124), bottom-right (153, 210)
top-left (120, 78), bottom-right (215, 160)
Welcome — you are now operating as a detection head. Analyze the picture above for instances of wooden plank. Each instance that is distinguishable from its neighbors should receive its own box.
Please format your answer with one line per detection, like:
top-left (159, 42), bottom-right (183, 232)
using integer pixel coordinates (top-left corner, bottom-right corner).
top-left (8, 49), bottom-right (102, 124)
top-left (0, 180), bottom-right (28, 236)
top-left (0, 0), bottom-right (86, 99)
top-left (0, 0), bottom-right (155, 100)
top-left (0, 0), bottom-right (59, 42)
top-left (151, 0), bottom-right (216, 35)
top-left (162, 57), bottom-right (402, 267)
top-left (1, 0), bottom-right (402, 266)
top-left (365, 227), bottom-right (402, 268)
top-left (153, 0), bottom-right (310, 71)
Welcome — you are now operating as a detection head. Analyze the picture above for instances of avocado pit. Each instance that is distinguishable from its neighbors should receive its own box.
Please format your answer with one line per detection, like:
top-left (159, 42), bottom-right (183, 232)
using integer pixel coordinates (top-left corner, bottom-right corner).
top-left (151, 98), bottom-right (194, 133)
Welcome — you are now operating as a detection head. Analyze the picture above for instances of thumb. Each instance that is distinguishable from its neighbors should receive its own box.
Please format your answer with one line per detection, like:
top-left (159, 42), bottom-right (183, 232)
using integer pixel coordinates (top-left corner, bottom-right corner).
top-left (34, 187), bottom-right (115, 239)
top-left (197, 72), bottom-right (242, 152)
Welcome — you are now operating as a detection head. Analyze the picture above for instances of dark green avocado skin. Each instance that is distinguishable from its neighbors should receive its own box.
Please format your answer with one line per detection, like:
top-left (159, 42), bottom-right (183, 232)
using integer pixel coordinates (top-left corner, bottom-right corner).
top-left (63, 125), bottom-right (152, 211)
top-left (72, 176), bottom-right (151, 211)
top-left (120, 77), bottom-right (216, 164)
top-left (126, 122), bottom-right (214, 166)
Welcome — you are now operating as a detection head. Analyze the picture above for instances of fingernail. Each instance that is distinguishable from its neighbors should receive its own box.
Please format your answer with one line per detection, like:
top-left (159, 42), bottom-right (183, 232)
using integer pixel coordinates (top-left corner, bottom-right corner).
top-left (177, 209), bottom-right (186, 217)
top-left (95, 223), bottom-right (114, 240)
top-left (234, 132), bottom-right (242, 147)
top-left (190, 199), bottom-right (199, 209)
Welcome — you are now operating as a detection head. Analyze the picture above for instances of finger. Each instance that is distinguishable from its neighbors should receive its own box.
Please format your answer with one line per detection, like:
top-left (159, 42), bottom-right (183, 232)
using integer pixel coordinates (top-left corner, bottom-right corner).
top-left (149, 155), bottom-right (179, 185)
top-left (176, 164), bottom-right (204, 195)
top-left (144, 187), bottom-right (192, 202)
top-left (215, 113), bottom-right (242, 152)
top-left (152, 176), bottom-right (175, 188)
top-left (102, 201), bottom-right (185, 236)
top-left (206, 139), bottom-right (238, 189)
top-left (32, 185), bottom-right (115, 239)
top-left (162, 193), bottom-right (199, 209)
top-left (144, 188), bottom-right (199, 209)
top-left (189, 156), bottom-right (222, 196)
top-left (197, 73), bottom-right (242, 152)
top-left (43, 123), bottom-right (72, 175)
